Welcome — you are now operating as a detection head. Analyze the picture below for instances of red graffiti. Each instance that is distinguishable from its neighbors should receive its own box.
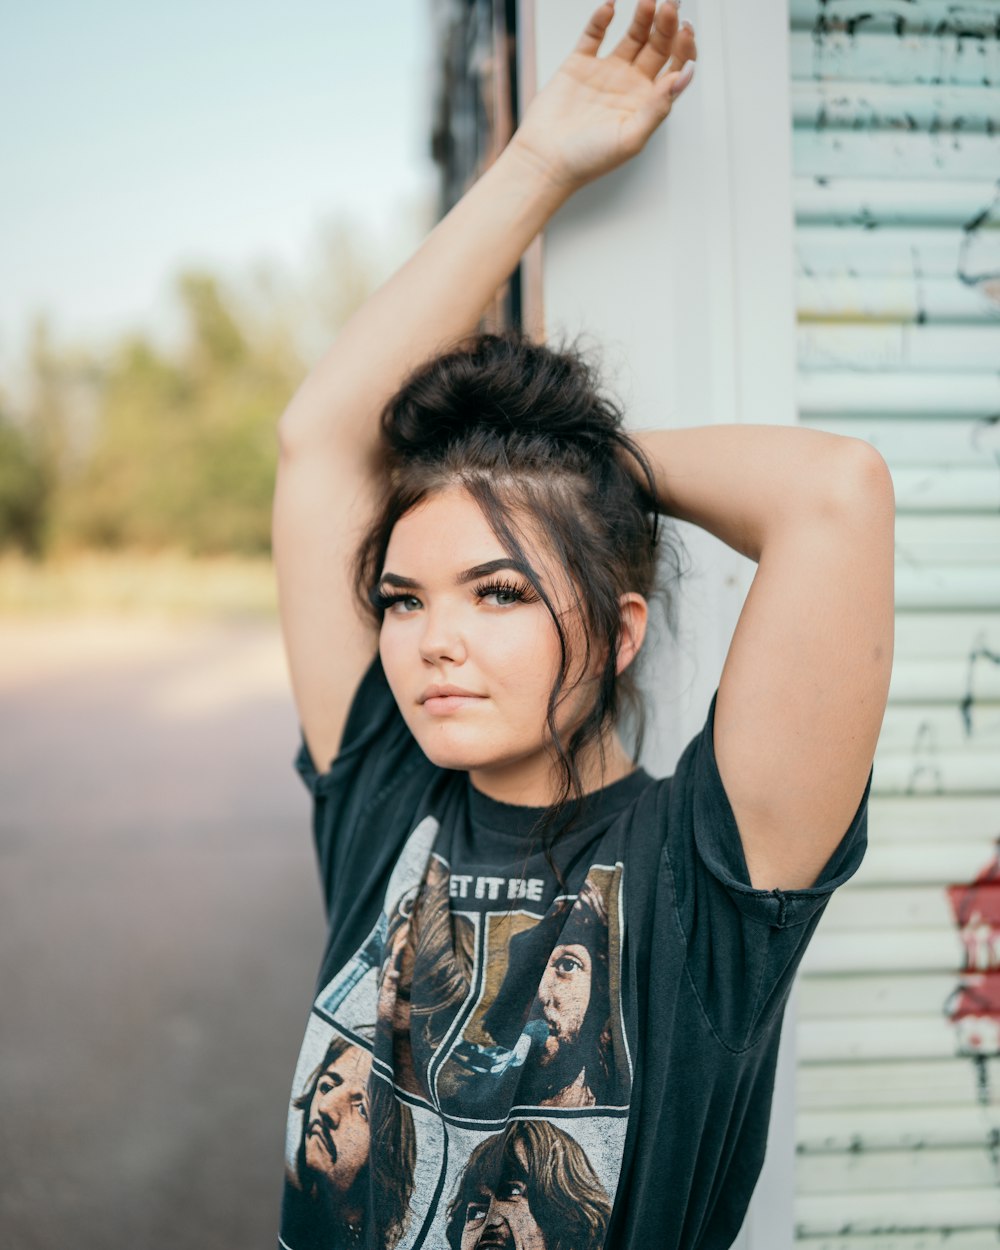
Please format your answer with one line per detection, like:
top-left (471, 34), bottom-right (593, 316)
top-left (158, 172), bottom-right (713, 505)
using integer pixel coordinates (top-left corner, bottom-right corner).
top-left (946, 840), bottom-right (1000, 1057)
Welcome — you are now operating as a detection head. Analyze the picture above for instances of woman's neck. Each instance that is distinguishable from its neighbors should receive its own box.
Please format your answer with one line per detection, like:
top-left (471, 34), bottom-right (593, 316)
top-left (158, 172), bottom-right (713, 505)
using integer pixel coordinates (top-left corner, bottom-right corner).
top-left (467, 729), bottom-right (637, 807)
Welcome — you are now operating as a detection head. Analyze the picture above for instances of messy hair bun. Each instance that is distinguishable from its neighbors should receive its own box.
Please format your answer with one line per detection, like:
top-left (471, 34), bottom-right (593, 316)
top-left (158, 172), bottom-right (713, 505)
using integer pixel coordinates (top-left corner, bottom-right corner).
top-left (381, 330), bottom-right (631, 468)
top-left (353, 326), bottom-right (687, 888)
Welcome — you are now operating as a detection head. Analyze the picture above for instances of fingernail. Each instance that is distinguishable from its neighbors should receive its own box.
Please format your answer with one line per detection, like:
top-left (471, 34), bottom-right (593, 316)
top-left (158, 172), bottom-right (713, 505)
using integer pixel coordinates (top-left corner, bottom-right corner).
top-left (670, 61), bottom-right (695, 95)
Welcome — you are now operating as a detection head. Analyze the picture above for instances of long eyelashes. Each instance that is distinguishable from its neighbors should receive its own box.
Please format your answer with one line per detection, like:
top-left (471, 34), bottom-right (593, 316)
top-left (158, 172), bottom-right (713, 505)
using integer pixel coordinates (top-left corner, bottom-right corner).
top-left (474, 577), bottom-right (541, 606)
top-left (370, 577), bottom-right (540, 612)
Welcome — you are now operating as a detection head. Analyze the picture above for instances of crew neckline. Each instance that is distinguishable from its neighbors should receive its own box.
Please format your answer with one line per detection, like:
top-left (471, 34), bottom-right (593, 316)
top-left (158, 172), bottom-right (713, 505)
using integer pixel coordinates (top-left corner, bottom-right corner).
top-left (465, 765), bottom-right (655, 840)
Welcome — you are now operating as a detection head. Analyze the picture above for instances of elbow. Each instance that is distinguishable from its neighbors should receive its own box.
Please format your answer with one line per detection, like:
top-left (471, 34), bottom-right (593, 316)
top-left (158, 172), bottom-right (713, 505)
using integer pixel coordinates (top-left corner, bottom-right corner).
top-left (830, 439), bottom-right (896, 522)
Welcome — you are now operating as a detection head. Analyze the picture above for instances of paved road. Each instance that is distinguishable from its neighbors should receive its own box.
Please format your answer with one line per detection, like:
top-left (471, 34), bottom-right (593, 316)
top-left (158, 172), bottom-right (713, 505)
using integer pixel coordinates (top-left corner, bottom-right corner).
top-left (0, 616), bottom-right (326, 1249)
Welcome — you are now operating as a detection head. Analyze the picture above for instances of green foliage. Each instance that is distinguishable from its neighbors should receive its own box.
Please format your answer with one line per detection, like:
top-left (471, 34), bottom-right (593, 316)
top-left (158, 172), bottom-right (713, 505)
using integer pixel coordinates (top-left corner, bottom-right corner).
top-left (2, 234), bottom-right (381, 557)
top-left (62, 287), bottom-right (288, 555)
top-left (0, 407), bottom-right (51, 556)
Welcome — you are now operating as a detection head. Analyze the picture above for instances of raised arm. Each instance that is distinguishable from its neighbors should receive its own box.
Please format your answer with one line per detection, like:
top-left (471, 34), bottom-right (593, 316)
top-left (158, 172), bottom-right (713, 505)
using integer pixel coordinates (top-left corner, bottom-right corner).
top-left (273, 150), bottom-right (571, 773)
top-left (273, 0), bottom-right (697, 774)
top-left (631, 423), bottom-right (895, 892)
top-left (276, 151), bottom-right (569, 458)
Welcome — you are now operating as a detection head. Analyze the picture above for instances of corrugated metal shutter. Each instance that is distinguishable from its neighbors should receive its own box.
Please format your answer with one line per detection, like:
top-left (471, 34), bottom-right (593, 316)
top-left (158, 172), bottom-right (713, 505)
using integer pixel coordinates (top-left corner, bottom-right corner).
top-left (788, 0), bottom-right (1000, 1243)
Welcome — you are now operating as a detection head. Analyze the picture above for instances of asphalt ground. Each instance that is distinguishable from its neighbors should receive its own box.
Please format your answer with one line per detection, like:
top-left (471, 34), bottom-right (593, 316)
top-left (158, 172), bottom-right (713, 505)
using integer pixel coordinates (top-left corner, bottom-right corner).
top-left (0, 616), bottom-right (325, 1249)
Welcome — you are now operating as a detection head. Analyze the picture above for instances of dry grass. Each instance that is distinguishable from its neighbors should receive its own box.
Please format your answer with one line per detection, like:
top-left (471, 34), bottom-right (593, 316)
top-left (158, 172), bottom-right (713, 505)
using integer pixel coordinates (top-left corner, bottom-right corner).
top-left (0, 550), bottom-right (279, 620)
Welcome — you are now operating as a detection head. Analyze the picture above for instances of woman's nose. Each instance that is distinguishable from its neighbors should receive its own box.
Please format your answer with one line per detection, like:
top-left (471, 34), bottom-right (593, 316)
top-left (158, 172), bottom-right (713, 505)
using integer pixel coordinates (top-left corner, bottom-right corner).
top-left (417, 605), bottom-right (467, 664)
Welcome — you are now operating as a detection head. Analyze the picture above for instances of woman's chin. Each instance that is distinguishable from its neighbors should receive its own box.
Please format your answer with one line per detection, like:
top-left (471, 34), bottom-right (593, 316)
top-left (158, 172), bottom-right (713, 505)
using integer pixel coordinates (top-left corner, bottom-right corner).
top-left (416, 730), bottom-right (514, 773)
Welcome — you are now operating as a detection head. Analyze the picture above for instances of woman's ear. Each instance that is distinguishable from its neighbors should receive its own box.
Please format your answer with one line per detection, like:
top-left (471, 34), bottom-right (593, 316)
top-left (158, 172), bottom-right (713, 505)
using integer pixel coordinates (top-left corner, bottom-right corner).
top-left (616, 593), bottom-right (648, 675)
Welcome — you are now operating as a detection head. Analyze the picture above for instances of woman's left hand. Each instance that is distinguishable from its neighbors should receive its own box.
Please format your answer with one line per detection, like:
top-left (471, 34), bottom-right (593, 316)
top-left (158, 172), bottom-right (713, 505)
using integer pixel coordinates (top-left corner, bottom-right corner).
top-left (507, 0), bottom-right (697, 194)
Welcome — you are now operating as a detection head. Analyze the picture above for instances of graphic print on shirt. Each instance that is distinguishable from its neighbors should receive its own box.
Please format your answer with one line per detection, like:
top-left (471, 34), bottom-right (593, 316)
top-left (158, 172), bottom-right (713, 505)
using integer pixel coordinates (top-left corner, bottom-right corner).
top-left (282, 814), bottom-right (632, 1249)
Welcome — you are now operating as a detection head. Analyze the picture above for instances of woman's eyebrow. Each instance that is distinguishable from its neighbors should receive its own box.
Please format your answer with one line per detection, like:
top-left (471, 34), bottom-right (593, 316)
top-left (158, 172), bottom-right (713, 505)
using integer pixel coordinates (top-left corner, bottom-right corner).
top-left (378, 558), bottom-right (528, 589)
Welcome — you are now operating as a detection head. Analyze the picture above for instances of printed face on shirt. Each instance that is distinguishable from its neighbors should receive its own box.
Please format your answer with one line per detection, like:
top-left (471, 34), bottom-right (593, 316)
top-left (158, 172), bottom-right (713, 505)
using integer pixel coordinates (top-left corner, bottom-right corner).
top-left (376, 485), bottom-right (598, 781)
top-left (303, 1046), bottom-right (372, 1192)
top-left (445, 1121), bottom-right (611, 1249)
top-left (459, 1175), bottom-right (547, 1250)
top-left (377, 916), bottom-right (414, 1035)
top-left (536, 941), bottom-right (592, 1062)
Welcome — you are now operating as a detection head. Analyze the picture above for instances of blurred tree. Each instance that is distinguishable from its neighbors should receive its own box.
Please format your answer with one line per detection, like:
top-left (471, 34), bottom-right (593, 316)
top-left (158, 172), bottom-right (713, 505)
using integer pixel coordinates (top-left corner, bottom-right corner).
top-left (0, 318), bottom-right (100, 557)
top-left (1, 219), bottom-right (385, 558)
top-left (0, 398), bottom-right (51, 556)
top-left (0, 208), bottom-right (438, 559)
top-left (60, 274), bottom-right (290, 555)
top-left (179, 272), bottom-right (248, 373)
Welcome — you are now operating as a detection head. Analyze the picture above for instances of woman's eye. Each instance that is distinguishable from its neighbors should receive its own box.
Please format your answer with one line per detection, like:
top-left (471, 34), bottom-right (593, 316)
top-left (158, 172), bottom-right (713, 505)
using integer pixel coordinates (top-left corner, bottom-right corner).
top-left (475, 579), bottom-right (536, 607)
top-left (370, 588), bottom-right (420, 613)
top-left (374, 580), bottom-right (536, 612)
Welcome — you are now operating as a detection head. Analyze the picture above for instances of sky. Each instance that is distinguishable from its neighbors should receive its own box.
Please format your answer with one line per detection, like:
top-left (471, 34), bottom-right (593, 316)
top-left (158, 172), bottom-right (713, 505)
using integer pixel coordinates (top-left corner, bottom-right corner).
top-left (0, 0), bottom-right (439, 380)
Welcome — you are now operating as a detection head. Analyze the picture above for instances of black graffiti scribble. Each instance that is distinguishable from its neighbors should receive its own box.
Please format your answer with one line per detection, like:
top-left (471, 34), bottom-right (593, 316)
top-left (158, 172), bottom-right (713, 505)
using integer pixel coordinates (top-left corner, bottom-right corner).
top-left (811, 0), bottom-right (1000, 40)
top-left (958, 183), bottom-right (1000, 309)
top-left (905, 719), bottom-right (945, 794)
top-left (969, 415), bottom-right (1000, 513)
top-left (960, 637), bottom-right (1000, 736)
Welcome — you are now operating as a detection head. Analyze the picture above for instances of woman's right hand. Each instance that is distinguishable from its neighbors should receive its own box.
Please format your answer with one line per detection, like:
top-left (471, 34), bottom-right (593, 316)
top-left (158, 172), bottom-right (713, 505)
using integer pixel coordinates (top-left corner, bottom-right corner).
top-left (507, 0), bottom-right (697, 194)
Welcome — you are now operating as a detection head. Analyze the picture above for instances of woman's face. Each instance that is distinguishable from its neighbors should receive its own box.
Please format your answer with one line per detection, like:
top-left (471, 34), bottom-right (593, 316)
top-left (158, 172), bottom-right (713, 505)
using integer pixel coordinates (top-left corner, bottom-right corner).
top-left (377, 486), bottom-right (595, 781)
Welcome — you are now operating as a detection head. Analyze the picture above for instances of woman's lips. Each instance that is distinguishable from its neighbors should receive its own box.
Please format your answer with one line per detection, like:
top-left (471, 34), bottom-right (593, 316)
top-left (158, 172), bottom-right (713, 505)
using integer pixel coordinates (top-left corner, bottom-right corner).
top-left (422, 695), bottom-right (486, 714)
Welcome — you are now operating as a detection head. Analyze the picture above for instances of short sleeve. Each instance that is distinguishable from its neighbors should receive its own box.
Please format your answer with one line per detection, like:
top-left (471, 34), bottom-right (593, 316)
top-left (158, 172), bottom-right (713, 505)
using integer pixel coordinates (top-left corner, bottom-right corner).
top-left (661, 685), bottom-right (871, 1050)
top-left (292, 652), bottom-right (433, 916)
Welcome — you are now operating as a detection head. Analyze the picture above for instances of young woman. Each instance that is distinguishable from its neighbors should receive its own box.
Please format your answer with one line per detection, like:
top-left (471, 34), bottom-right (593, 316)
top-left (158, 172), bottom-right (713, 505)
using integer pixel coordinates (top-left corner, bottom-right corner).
top-left (271, 2), bottom-right (895, 1247)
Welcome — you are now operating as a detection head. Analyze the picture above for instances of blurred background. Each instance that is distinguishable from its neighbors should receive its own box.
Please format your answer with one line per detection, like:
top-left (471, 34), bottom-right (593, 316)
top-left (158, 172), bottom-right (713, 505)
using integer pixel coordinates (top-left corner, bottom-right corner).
top-left (0, 2), bottom-right (454, 1246)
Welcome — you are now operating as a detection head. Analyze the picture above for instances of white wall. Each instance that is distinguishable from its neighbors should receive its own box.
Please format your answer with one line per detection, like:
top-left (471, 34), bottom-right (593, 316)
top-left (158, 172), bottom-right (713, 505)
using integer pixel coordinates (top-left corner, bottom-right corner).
top-left (522, 1), bottom-right (800, 1245)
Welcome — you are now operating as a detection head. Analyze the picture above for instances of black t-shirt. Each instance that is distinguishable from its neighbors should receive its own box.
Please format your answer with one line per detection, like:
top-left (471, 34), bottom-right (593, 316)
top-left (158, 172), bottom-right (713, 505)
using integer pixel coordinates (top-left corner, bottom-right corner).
top-left (278, 654), bottom-right (870, 1250)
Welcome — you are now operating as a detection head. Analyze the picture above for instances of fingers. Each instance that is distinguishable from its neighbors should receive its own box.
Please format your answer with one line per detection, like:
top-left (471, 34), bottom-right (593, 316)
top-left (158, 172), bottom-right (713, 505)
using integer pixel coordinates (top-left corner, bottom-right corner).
top-left (631, 0), bottom-right (677, 74)
top-left (608, 0), bottom-right (659, 62)
top-left (574, 1), bottom-right (617, 57)
top-left (575, 0), bottom-right (699, 106)
top-left (634, 2), bottom-right (696, 79)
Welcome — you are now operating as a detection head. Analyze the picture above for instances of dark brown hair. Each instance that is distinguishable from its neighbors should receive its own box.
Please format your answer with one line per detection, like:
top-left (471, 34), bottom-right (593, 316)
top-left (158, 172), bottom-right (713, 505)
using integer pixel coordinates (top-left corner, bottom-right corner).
top-left (352, 326), bottom-right (688, 889)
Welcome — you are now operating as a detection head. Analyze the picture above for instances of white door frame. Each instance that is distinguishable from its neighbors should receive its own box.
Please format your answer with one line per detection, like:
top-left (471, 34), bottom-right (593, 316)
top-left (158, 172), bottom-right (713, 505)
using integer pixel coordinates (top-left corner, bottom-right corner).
top-left (520, 1), bottom-right (799, 1245)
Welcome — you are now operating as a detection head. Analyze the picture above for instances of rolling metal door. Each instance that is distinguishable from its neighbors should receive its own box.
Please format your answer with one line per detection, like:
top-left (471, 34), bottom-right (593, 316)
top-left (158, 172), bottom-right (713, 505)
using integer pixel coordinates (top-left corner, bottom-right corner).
top-left (788, 1), bottom-right (1000, 1244)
